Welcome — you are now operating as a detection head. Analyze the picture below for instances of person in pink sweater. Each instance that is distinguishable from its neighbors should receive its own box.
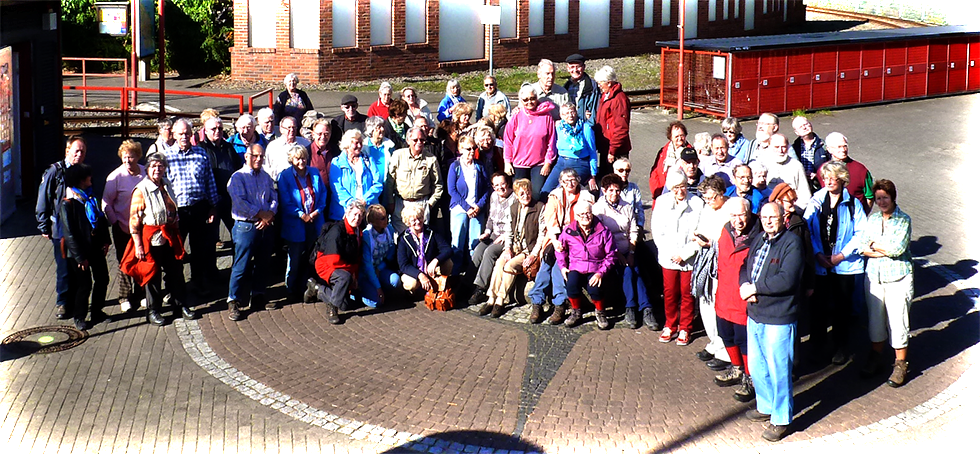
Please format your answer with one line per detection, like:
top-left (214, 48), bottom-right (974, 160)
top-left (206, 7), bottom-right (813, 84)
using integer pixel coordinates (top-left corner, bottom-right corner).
top-left (504, 84), bottom-right (556, 198)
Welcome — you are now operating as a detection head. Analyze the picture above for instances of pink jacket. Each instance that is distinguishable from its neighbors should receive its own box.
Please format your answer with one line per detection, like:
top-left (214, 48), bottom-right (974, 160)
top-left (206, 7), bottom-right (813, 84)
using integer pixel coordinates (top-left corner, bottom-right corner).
top-left (556, 220), bottom-right (617, 276)
top-left (503, 100), bottom-right (557, 168)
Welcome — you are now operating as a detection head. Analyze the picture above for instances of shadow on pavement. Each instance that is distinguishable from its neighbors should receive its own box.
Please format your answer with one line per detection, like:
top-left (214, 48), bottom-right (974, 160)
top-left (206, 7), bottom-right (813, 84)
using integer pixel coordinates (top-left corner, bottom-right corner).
top-left (378, 430), bottom-right (545, 453)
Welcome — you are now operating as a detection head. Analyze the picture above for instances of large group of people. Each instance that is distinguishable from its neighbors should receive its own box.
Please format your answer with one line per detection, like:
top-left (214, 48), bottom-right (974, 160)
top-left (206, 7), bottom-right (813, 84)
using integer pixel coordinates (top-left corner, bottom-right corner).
top-left (37, 57), bottom-right (915, 443)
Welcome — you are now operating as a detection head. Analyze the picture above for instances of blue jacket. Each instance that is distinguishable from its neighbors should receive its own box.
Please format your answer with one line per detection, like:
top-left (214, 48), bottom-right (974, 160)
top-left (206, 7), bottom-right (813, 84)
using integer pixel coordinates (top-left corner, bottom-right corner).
top-left (362, 224), bottom-right (397, 290)
top-left (277, 166), bottom-right (327, 243)
top-left (229, 133), bottom-right (269, 160)
top-left (724, 186), bottom-right (767, 214)
top-left (553, 120), bottom-right (598, 177)
top-left (328, 152), bottom-right (384, 221)
top-left (447, 160), bottom-right (490, 212)
top-left (563, 74), bottom-right (600, 125)
top-left (437, 95), bottom-right (466, 122)
top-left (740, 230), bottom-right (805, 325)
top-left (803, 187), bottom-right (868, 276)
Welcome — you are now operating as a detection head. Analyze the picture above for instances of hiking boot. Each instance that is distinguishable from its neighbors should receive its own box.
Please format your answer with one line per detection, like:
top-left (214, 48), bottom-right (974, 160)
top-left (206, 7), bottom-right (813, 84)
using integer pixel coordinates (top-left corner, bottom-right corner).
top-left (707, 358), bottom-right (731, 371)
top-left (887, 360), bottom-right (909, 388)
top-left (468, 290), bottom-right (488, 307)
top-left (304, 278), bottom-right (320, 303)
top-left (595, 310), bottom-right (610, 330)
top-left (490, 303), bottom-right (506, 318)
top-left (228, 301), bottom-right (243, 322)
top-left (642, 307), bottom-right (660, 331)
top-left (326, 303), bottom-right (342, 325)
top-left (676, 330), bottom-right (690, 346)
top-left (714, 365), bottom-right (743, 387)
top-left (745, 408), bottom-right (770, 422)
top-left (624, 307), bottom-right (639, 329)
top-left (734, 374), bottom-right (756, 402)
top-left (762, 423), bottom-right (789, 442)
top-left (479, 303), bottom-right (494, 316)
top-left (548, 304), bottom-right (567, 325)
top-left (528, 304), bottom-right (545, 324)
top-left (564, 308), bottom-right (582, 328)
top-left (860, 350), bottom-right (883, 378)
top-left (658, 327), bottom-right (675, 343)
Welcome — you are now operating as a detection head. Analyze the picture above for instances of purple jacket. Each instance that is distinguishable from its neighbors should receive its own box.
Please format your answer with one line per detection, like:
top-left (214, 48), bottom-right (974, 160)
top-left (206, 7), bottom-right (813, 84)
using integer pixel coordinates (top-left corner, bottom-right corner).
top-left (556, 219), bottom-right (617, 275)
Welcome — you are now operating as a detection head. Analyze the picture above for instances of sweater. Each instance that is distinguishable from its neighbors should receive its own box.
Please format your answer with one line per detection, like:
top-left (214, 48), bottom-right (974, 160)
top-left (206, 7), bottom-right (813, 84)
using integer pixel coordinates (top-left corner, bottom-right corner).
top-left (503, 101), bottom-right (557, 168)
top-left (741, 230), bottom-right (805, 325)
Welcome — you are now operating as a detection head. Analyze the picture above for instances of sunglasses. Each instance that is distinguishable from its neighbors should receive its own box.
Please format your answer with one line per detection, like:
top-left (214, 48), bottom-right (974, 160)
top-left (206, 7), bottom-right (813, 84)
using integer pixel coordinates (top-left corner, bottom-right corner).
top-left (722, 129), bottom-right (737, 133)
top-left (521, 97), bottom-right (536, 102)
top-left (484, 83), bottom-right (496, 87)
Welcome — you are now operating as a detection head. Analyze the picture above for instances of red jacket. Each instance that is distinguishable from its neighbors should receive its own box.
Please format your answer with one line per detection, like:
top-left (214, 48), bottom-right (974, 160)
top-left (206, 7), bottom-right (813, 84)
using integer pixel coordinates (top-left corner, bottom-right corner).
top-left (367, 99), bottom-right (390, 119)
top-left (647, 140), bottom-right (691, 210)
top-left (120, 223), bottom-right (185, 287)
top-left (715, 218), bottom-right (761, 325)
top-left (596, 81), bottom-right (631, 158)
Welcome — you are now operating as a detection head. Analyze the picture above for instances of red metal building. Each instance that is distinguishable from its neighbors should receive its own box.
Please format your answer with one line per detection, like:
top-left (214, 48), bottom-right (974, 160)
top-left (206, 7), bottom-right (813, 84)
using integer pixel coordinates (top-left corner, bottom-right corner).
top-left (658, 25), bottom-right (980, 118)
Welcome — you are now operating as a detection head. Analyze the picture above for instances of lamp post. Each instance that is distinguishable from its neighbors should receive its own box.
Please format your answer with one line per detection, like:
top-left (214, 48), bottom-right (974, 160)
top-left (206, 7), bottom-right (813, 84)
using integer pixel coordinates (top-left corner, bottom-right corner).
top-left (479, 4), bottom-right (501, 76)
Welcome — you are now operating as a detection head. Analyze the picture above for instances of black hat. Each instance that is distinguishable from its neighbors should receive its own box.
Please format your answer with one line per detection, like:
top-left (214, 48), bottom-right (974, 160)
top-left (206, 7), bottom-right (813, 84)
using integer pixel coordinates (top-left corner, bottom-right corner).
top-left (565, 53), bottom-right (586, 64)
top-left (680, 147), bottom-right (699, 163)
top-left (341, 94), bottom-right (358, 105)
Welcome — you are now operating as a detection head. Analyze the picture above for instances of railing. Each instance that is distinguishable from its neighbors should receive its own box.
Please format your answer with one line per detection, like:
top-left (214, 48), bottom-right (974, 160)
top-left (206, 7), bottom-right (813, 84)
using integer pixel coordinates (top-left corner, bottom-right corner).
top-left (248, 88), bottom-right (275, 114)
top-left (62, 57), bottom-right (129, 107)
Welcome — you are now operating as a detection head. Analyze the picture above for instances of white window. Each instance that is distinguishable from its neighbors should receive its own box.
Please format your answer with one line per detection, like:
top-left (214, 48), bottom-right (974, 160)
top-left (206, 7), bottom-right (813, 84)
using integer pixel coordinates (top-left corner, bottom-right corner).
top-left (555, 0), bottom-right (569, 35)
top-left (500, 0), bottom-right (517, 38)
top-left (333, 0), bottom-right (357, 48)
top-left (644, 0), bottom-right (654, 28)
top-left (709, 0), bottom-right (716, 21)
top-left (248, 0), bottom-right (275, 48)
top-left (370, 0), bottom-right (393, 46)
top-left (623, 0), bottom-right (635, 30)
top-left (405, 0), bottom-right (426, 44)
top-left (579, 0), bottom-right (609, 49)
top-left (530, 0), bottom-right (545, 36)
top-left (290, 0), bottom-right (320, 49)
top-left (662, 0), bottom-right (671, 27)
top-left (439, 0), bottom-right (484, 61)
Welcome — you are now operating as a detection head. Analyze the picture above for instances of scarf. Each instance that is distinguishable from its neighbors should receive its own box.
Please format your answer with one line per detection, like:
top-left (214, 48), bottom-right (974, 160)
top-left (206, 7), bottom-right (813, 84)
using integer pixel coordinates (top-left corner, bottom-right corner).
top-left (558, 119), bottom-right (585, 152)
top-left (389, 117), bottom-right (407, 138)
top-left (69, 186), bottom-right (101, 230)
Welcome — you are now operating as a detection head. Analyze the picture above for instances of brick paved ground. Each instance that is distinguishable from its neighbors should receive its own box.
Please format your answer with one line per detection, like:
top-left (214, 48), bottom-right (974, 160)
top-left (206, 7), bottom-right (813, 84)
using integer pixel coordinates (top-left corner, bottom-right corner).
top-left (3, 93), bottom-right (979, 453)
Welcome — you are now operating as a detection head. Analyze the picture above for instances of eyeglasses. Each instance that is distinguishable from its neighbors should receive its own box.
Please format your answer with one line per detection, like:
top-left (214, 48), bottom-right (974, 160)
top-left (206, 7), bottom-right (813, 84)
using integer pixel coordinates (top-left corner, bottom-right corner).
top-left (722, 129), bottom-right (737, 133)
top-left (576, 212), bottom-right (593, 218)
top-left (613, 168), bottom-right (631, 174)
top-left (520, 97), bottom-right (536, 102)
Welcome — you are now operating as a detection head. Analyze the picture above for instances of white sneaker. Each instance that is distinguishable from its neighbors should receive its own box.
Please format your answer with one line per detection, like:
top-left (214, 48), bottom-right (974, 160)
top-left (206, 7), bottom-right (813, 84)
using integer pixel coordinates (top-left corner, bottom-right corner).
top-left (139, 298), bottom-right (148, 309)
top-left (119, 300), bottom-right (132, 313)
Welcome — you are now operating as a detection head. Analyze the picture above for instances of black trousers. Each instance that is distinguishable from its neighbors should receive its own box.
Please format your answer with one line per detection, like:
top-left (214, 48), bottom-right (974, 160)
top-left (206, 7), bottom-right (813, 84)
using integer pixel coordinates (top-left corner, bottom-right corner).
top-left (177, 201), bottom-right (217, 284)
top-left (146, 244), bottom-right (188, 312)
top-left (810, 273), bottom-right (857, 355)
top-left (66, 249), bottom-right (109, 322)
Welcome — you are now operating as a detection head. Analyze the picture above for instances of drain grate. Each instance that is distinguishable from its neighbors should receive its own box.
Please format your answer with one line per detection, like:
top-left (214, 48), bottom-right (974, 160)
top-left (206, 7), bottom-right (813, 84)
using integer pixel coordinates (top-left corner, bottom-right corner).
top-left (1, 325), bottom-right (88, 356)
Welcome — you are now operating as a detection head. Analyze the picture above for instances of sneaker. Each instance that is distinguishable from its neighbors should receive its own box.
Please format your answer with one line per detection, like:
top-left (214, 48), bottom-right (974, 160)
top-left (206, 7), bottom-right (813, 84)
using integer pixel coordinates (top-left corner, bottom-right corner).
top-left (564, 308), bottom-right (582, 328)
top-left (707, 358), bottom-right (732, 371)
top-left (761, 423), bottom-right (789, 442)
top-left (139, 298), bottom-right (148, 309)
top-left (228, 301), bottom-right (243, 322)
top-left (119, 299), bottom-right (133, 313)
top-left (860, 350), bottom-right (883, 378)
top-left (479, 303), bottom-right (494, 316)
top-left (658, 327), bottom-right (675, 343)
top-left (548, 304), bottom-right (567, 325)
top-left (326, 303), bottom-right (342, 325)
top-left (675, 330), bottom-right (690, 346)
top-left (745, 408), bottom-right (770, 422)
top-left (714, 365), bottom-right (743, 387)
top-left (887, 360), bottom-right (909, 388)
top-left (624, 307), bottom-right (639, 329)
top-left (304, 278), bottom-right (319, 303)
top-left (734, 374), bottom-right (756, 402)
top-left (528, 304), bottom-right (545, 324)
top-left (696, 349), bottom-right (714, 362)
top-left (595, 310), bottom-right (610, 330)
top-left (490, 303), bottom-right (506, 318)
top-left (642, 308), bottom-right (660, 331)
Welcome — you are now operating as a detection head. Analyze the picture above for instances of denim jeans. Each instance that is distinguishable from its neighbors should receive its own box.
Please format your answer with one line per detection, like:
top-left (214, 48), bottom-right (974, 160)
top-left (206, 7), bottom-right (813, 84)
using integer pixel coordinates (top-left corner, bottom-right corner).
top-left (619, 264), bottom-right (651, 310)
top-left (513, 165), bottom-right (546, 201)
top-left (228, 221), bottom-right (274, 302)
top-left (449, 207), bottom-right (484, 274)
top-left (748, 318), bottom-right (796, 426)
top-left (285, 222), bottom-right (317, 295)
top-left (528, 251), bottom-right (567, 306)
top-left (358, 264), bottom-right (399, 308)
top-left (51, 237), bottom-right (70, 307)
top-left (541, 157), bottom-right (593, 198)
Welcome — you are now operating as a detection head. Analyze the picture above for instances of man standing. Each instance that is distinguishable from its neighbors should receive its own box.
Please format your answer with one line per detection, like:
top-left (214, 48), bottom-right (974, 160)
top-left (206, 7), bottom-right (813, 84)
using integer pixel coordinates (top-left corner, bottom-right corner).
top-left (256, 107), bottom-right (277, 142)
top-left (563, 53), bottom-right (599, 123)
top-left (476, 75), bottom-right (511, 121)
top-left (388, 126), bottom-right (443, 232)
top-left (819, 132), bottom-right (874, 214)
top-left (199, 117), bottom-right (242, 242)
top-left (764, 134), bottom-right (811, 210)
top-left (331, 95), bottom-right (368, 146)
top-left (700, 133), bottom-right (742, 187)
top-left (309, 117), bottom-right (339, 178)
top-left (36, 136), bottom-right (87, 319)
top-left (790, 116), bottom-right (828, 190)
top-left (164, 118), bottom-right (221, 293)
top-left (226, 144), bottom-right (278, 321)
top-left (745, 113), bottom-right (782, 164)
top-left (679, 148), bottom-right (704, 196)
top-left (264, 116), bottom-right (311, 182)
top-left (531, 59), bottom-right (568, 119)
top-left (740, 202), bottom-right (805, 442)
top-left (725, 164), bottom-right (766, 213)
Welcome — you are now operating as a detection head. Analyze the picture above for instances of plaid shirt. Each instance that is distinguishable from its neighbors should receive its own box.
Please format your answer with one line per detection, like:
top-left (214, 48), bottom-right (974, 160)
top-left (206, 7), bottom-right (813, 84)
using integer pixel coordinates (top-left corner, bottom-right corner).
top-left (164, 144), bottom-right (220, 208)
top-left (227, 166), bottom-right (278, 221)
top-left (750, 231), bottom-right (777, 284)
top-left (862, 206), bottom-right (913, 283)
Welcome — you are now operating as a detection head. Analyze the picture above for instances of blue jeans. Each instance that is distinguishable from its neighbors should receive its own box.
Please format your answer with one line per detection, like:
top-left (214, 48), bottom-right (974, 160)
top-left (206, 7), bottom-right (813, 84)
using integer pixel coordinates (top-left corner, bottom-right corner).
top-left (513, 165), bottom-right (546, 201)
top-left (449, 207), bottom-right (484, 274)
top-left (358, 264), bottom-right (399, 308)
top-left (748, 318), bottom-right (796, 426)
top-left (51, 237), bottom-right (70, 307)
top-left (228, 221), bottom-right (274, 302)
top-left (541, 157), bottom-right (593, 198)
top-left (620, 264), bottom-right (651, 310)
top-left (285, 226), bottom-right (316, 295)
top-left (528, 251), bottom-right (567, 306)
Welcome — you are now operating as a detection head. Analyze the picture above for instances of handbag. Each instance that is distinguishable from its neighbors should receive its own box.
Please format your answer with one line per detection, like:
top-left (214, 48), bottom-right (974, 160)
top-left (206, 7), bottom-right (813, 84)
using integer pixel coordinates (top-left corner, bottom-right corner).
top-left (423, 275), bottom-right (455, 311)
top-left (522, 254), bottom-right (541, 281)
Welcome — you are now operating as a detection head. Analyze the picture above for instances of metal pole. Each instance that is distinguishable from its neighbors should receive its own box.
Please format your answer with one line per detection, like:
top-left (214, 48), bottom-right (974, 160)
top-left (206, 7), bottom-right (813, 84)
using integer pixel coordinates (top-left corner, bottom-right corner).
top-left (131, 0), bottom-right (138, 108)
top-left (489, 25), bottom-right (494, 76)
top-left (158, 0), bottom-right (166, 118)
top-left (678, 0), bottom-right (685, 121)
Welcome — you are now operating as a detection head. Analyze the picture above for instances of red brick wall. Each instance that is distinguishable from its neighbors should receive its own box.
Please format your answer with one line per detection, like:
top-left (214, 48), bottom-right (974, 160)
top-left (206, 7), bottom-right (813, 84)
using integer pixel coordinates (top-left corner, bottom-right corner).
top-left (231, 0), bottom-right (807, 84)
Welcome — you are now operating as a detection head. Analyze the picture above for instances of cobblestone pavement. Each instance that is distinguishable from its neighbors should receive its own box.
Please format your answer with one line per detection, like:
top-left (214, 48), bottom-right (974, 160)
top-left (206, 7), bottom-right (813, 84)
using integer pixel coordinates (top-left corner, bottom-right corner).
top-left (3, 93), bottom-right (979, 453)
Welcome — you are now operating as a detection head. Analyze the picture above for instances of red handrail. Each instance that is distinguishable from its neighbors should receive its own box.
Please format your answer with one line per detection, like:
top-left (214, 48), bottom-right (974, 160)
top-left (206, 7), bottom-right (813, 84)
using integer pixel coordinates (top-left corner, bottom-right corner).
top-left (62, 57), bottom-right (129, 107)
top-left (248, 88), bottom-right (274, 114)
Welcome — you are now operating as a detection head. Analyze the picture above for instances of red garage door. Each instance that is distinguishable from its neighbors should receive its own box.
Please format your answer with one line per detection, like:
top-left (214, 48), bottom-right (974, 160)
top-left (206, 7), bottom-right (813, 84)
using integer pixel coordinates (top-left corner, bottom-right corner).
top-left (811, 47), bottom-right (838, 109)
top-left (786, 49), bottom-right (812, 112)
top-left (883, 41), bottom-right (907, 100)
top-left (948, 38), bottom-right (969, 93)
top-left (907, 40), bottom-right (929, 98)
top-left (860, 44), bottom-right (885, 103)
top-left (837, 45), bottom-right (862, 106)
top-left (759, 50), bottom-right (787, 113)
top-left (927, 39), bottom-right (949, 95)
top-left (731, 52), bottom-right (760, 118)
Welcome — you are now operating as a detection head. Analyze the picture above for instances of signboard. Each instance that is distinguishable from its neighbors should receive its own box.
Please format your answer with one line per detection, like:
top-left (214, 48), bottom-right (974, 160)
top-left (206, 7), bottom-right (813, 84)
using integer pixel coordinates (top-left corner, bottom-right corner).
top-left (479, 5), bottom-right (502, 25)
top-left (1, 46), bottom-right (17, 223)
top-left (134, 0), bottom-right (156, 57)
top-left (96, 2), bottom-right (129, 36)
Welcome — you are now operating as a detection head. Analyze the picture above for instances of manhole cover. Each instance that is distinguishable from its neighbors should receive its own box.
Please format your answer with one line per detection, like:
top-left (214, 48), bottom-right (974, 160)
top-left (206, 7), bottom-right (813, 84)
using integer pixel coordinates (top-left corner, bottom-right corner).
top-left (1, 325), bottom-right (88, 356)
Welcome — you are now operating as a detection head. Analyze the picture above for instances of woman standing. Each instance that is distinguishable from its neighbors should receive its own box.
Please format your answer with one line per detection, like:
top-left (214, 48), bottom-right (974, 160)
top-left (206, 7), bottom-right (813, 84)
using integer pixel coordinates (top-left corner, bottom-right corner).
top-left (595, 65), bottom-right (632, 176)
top-left (329, 129), bottom-right (384, 221)
top-left (447, 135), bottom-right (490, 274)
top-left (60, 164), bottom-right (111, 330)
top-left (278, 144), bottom-right (327, 301)
top-left (273, 73), bottom-right (314, 126)
top-left (437, 79), bottom-right (466, 122)
top-left (401, 86), bottom-right (434, 128)
top-left (503, 85), bottom-right (556, 197)
top-left (102, 140), bottom-right (145, 313)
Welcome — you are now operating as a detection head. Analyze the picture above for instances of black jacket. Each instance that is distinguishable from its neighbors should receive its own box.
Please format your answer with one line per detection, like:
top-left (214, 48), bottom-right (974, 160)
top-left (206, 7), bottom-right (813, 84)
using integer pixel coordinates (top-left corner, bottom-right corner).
top-left (740, 230), bottom-right (805, 325)
top-left (35, 160), bottom-right (67, 236)
top-left (397, 228), bottom-right (452, 279)
top-left (786, 211), bottom-right (816, 293)
top-left (59, 196), bottom-right (111, 264)
top-left (274, 89), bottom-right (314, 126)
top-left (198, 137), bottom-right (242, 194)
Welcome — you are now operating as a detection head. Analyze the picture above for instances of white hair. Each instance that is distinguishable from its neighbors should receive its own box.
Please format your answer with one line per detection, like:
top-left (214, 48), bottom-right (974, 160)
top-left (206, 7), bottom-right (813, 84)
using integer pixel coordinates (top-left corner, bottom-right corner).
top-left (518, 84), bottom-right (536, 101)
top-left (256, 107), bottom-right (274, 121)
top-left (825, 131), bottom-right (848, 146)
top-left (236, 114), bottom-right (256, 128)
top-left (594, 65), bottom-right (617, 83)
top-left (445, 79), bottom-right (460, 96)
top-left (284, 73), bottom-right (299, 84)
top-left (537, 59), bottom-right (555, 72)
top-left (724, 197), bottom-right (751, 216)
top-left (379, 81), bottom-right (392, 93)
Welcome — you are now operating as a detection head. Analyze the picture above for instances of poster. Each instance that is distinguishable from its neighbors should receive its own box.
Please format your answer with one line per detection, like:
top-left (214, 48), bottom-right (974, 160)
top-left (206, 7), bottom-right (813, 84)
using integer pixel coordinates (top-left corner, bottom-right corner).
top-left (1, 46), bottom-right (16, 223)
top-left (134, 0), bottom-right (156, 58)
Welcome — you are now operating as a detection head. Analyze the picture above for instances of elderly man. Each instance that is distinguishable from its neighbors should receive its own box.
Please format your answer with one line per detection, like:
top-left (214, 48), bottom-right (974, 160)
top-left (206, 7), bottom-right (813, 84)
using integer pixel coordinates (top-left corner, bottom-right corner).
top-left (563, 53), bottom-right (600, 123)
top-left (256, 107), bottom-right (277, 142)
top-left (722, 117), bottom-right (752, 164)
top-left (331, 95), bottom-right (368, 147)
top-left (309, 117), bottom-right (339, 177)
top-left (764, 134), bottom-right (811, 210)
top-left (744, 113), bottom-right (784, 164)
top-left (164, 118), bottom-right (221, 293)
top-left (740, 202), bottom-right (805, 442)
top-left (199, 117), bottom-right (242, 240)
top-left (388, 126), bottom-right (443, 233)
top-left (531, 59), bottom-right (569, 119)
top-left (790, 116), bottom-right (828, 189)
top-left (700, 133), bottom-right (742, 187)
top-left (264, 116), bottom-right (311, 182)
top-left (679, 148), bottom-right (704, 196)
top-left (476, 75), bottom-right (511, 121)
top-left (367, 82), bottom-right (393, 119)
top-left (226, 144), bottom-right (278, 321)
top-left (819, 132), bottom-right (874, 214)
top-left (229, 114), bottom-right (268, 161)
top-left (725, 164), bottom-right (766, 214)
top-left (36, 136), bottom-right (87, 319)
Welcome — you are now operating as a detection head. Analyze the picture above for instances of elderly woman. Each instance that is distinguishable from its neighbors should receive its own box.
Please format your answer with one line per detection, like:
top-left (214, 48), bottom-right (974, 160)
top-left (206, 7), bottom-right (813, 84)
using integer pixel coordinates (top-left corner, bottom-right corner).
top-left (273, 73), bottom-right (314, 126)
top-left (651, 167), bottom-right (705, 346)
top-left (396, 205), bottom-right (453, 297)
top-left (311, 200), bottom-right (365, 325)
top-left (364, 116), bottom-right (396, 181)
top-left (689, 175), bottom-right (733, 368)
top-left (471, 123), bottom-right (501, 173)
top-left (543, 102), bottom-right (598, 197)
top-left (503, 84), bottom-right (556, 197)
top-left (329, 129), bottom-right (384, 221)
top-left (278, 144), bottom-right (327, 301)
top-left (556, 200), bottom-right (616, 329)
top-left (359, 204), bottom-right (399, 308)
top-left (229, 114), bottom-right (268, 161)
top-left (383, 99), bottom-right (410, 149)
top-left (102, 140), bottom-right (145, 313)
top-left (401, 86), bottom-right (434, 128)
top-left (437, 79), bottom-right (466, 122)
top-left (804, 161), bottom-right (867, 365)
top-left (146, 117), bottom-right (174, 157)
top-left (595, 65), bottom-right (632, 175)
top-left (484, 103), bottom-right (509, 142)
top-left (859, 179), bottom-right (913, 387)
top-left (125, 153), bottom-right (192, 326)
top-left (476, 75), bottom-right (511, 121)
top-left (447, 135), bottom-right (490, 273)
top-left (693, 132), bottom-right (713, 160)
top-left (722, 117), bottom-right (751, 164)
top-left (592, 174), bottom-right (651, 329)
top-left (438, 101), bottom-right (474, 161)
top-left (60, 164), bottom-right (111, 330)
top-left (367, 81), bottom-right (393, 119)
top-left (469, 173), bottom-right (516, 306)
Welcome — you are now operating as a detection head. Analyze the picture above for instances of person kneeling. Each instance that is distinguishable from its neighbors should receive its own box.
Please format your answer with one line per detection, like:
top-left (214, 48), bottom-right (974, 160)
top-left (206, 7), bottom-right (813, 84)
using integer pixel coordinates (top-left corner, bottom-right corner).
top-left (556, 200), bottom-right (616, 329)
top-left (311, 200), bottom-right (366, 324)
top-left (396, 205), bottom-right (453, 302)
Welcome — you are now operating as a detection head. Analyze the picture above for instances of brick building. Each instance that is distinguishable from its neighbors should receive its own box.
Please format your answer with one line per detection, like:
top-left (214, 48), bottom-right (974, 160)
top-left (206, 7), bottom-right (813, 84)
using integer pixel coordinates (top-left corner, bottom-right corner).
top-left (232, 0), bottom-right (807, 84)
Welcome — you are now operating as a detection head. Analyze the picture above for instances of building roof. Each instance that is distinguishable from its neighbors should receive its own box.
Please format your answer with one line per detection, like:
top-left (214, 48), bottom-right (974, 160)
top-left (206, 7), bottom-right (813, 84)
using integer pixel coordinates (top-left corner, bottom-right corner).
top-left (657, 25), bottom-right (980, 52)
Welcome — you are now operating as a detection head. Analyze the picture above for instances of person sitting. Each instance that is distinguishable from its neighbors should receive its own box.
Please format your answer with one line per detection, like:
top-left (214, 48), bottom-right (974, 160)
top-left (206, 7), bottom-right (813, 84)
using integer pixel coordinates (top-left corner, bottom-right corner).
top-left (278, 144), bottom-right (327, 303)
top-left (468, 172), bottom-right (515, 306)
top-left (328, 129), bottom-right (384, 221)
top-left (556, 200), bottom-right (616, 329)
top-left (480, 178), bottom-right (542, 317)
top-left (367, 82), bottom-right (393, 119)
top-left (311, 200), bottom-right (366, 325)
top-left (359, 204), bottom-right (399, 308)
top-left (437, 79), bottom-right (466, 122)
top-left (396, 205), bottom-right (453, 299)
top-left (541, 102), bottom-right (598, 196)
top-left (60, 164), bottom-right (111, 330)
top-left (447, 135), bottom-right (490, 274)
